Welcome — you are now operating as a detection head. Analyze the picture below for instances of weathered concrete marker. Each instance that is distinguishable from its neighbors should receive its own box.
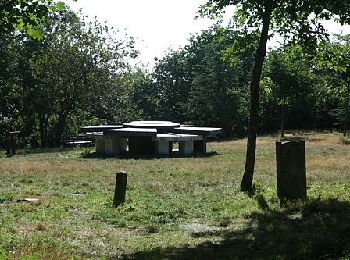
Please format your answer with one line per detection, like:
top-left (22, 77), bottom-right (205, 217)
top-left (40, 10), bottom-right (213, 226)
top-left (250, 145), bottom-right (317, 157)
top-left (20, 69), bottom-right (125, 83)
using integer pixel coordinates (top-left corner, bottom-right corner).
top-left (113, 172), bottom-right (127, 207)
top-left (6, 131), bottom-right (20, 157)
top-left (276, 140), bottom-right (307, 200)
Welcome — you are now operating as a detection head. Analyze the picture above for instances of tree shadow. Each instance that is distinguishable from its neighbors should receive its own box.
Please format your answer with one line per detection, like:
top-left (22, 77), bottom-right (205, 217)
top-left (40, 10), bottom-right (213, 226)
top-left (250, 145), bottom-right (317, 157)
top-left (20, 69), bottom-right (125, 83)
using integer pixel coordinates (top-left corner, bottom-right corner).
top-left (14, 147), bottom-right (81, 155)
top-left (81, 151), bottom-right (219, 160)
top-left (119, 198), bottom-right (350, 259)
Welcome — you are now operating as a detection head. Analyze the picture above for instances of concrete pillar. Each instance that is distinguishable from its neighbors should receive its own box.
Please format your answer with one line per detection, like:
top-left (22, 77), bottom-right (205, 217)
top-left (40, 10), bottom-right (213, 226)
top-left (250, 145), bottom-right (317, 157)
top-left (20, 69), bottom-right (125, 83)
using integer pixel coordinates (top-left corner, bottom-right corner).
top-left (155, 141), bottom-right (170, 156)
top-left (179, 141), bottom-right (194, 156)
top-left (95, 136), bottom-right (105, 154)
top-left (276, 140), bottom-right (307, 200)
top-left (104, 136), bottom-right (127, 156)
top-left (194, 138), bottom-right (207, 155)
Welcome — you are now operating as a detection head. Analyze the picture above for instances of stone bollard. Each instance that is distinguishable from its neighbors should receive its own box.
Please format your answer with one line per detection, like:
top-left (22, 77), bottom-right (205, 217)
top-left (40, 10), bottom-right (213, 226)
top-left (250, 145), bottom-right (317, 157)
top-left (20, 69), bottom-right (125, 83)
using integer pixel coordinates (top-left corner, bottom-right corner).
top-left (113, 172), bottom-right (127, 207)
top-left (276, 140), bottom-right (306, 200)
top-left (6, 131), bottom-right (20, 157)
top-left (5, 134), bottom-right (12, 157)
top-left (9, 132), bottom-right (17, 155)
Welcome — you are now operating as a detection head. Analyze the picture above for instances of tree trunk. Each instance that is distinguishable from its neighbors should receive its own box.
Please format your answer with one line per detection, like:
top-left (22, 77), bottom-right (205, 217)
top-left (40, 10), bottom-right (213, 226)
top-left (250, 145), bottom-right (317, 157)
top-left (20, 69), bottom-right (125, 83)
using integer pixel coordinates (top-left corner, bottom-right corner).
top-left (39, 115), bottom-right (49, 148)
top-left (54, 112), bottom-right (68, 146)
top-left (343, 83), bottom-right (350, 137)
top-left (281, 105), bottom-right (285, 138)
top-left (241, 10), bottom-right (272, 192)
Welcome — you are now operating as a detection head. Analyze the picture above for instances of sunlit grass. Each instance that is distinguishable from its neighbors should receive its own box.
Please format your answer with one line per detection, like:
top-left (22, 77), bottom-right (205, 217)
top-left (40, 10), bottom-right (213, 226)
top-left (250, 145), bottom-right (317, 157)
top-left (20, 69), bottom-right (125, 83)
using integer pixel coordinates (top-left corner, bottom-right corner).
top-left (0, 133), bottom-right (349, 259)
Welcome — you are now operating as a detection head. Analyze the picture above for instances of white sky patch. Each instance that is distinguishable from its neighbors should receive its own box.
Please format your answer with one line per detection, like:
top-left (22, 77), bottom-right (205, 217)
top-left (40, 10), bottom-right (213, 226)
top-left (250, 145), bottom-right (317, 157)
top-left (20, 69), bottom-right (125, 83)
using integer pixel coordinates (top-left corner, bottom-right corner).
top-left (67, 0), bottom-right (214, 68)
top-left (66, 0), bottom-right (350, 68)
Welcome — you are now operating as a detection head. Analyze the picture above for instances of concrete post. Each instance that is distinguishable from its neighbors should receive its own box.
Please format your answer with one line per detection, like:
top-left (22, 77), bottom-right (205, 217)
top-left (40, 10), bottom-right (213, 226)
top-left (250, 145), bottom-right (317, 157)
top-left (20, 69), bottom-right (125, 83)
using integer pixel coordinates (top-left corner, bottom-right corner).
top-left (5, 135), bottom-right (12, 157)
top-left (276, 140), bottom-right (307, 200)
top-left (113, 172), bottom-right (127, 207)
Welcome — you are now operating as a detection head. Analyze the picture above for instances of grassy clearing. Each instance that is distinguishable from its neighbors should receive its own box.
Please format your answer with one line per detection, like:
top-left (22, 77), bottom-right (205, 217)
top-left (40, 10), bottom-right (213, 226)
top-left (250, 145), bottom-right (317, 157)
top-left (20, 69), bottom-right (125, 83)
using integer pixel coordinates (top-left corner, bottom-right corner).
top-left (0, 133), bottom-right (349, 259)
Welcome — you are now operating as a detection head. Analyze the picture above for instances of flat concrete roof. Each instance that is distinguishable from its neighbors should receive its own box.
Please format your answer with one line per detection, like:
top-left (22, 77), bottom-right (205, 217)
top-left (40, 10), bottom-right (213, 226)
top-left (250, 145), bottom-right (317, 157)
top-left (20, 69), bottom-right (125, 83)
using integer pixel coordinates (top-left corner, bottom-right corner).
top-left (152, 133), bottom-right (203, 142)
top-left (84, 132), bottom-right (103, 137)
top-left (80, 125), bottom-right (123, 133)
top-left (104, 128), bottom-right (157, 137)
top-left (123, 121), bottom-right (180, 130)
top-left (173, 126), bottom-right (222, 136)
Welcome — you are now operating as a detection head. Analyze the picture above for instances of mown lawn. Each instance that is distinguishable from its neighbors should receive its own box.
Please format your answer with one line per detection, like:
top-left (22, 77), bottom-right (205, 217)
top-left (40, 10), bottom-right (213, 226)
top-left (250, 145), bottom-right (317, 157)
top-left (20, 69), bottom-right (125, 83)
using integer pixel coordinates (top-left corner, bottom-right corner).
top-left (0, 133), bottom-right (349, 259)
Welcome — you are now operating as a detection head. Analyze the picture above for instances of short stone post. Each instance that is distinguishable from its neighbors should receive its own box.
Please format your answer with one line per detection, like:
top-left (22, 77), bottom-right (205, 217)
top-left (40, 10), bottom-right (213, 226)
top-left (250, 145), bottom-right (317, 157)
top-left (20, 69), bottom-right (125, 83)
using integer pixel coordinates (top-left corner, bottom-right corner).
top-left (6, 131), bottom-right (19, 157)
top-left (276, 140), bottom-right (306, 200)
top-left (5, 134), bottom-right (12, 157)
top-left (10, 132), bottom-right (17, 155)
top-left (113, 172), bottom-right (127, 207)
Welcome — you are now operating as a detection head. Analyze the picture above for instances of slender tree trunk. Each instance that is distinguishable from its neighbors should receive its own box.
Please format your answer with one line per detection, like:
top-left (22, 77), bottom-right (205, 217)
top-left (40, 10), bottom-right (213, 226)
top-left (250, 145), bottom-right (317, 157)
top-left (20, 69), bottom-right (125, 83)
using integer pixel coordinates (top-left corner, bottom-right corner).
top-left (281, 104), bottom-right (285, 138)
top-left (54, 112), bottom-right (68, 146)
top-left (241, 10), bottom-right (272, 192)
top-left (39, 115), bottom-right (49, 148)
top-left (343, 83), bottom-right (350, 137)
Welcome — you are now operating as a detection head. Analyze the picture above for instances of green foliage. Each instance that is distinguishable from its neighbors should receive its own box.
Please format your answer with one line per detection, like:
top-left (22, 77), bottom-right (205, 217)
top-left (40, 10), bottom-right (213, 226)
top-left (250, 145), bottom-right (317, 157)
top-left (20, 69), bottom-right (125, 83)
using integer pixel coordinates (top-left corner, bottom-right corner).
top-left (0, 248), bottom-right (6, 259)
top-left (315, 35), bottom-right (350, 135)
top-left (132, 70), bottom-right (160, 120)
top-left (1, 4), bottom-right (140, 148)
top-left (340, 136), bottom-right (350, 144)
top-left (3, 9), bottom-right (138, 147)
top-left (0, 192), bottom-right (15, 203)
top-left (200, 0), bottom-right (349, 48)
top-left (0, 0), bottom-right (69, 39)
top-left (2, 0), bottom-right (350, 149)
top-left (201, 0), bottom-right (350, 191)
top-left (259, 42), bottom-right (350, 133)
top-left (0, 30), bottom-right (21, 140)
top-left (261, 46), bottom-right (317, 132)
top-left (186, 27), bottom-right (254, 135)
top-left (138, 26), bottom-right (253, 136)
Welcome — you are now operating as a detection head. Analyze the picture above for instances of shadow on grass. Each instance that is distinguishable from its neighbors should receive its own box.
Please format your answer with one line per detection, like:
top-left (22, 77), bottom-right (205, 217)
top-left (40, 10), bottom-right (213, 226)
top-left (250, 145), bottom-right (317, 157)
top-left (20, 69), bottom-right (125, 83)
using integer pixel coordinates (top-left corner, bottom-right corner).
top-left (81, 151), bottom-right (219, 160)
top-left (8, 147), bottom-right (83, 156)
top-left (120, 198), bottom-right (350, 259)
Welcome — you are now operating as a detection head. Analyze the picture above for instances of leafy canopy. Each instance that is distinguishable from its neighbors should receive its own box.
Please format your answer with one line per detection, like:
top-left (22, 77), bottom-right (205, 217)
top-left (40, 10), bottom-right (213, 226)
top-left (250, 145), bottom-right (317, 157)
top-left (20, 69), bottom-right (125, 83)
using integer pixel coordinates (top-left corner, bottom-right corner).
top-left (199, 0), bottom-right (350, 48)
top-left (0, 0), bottom-right (68, 39)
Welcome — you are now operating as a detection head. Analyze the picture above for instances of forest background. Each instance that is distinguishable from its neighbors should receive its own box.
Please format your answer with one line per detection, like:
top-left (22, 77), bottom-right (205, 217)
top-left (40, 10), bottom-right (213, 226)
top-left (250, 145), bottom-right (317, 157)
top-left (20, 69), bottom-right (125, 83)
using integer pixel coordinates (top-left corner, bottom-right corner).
top-left (1, 2), bottom-right (350, 148)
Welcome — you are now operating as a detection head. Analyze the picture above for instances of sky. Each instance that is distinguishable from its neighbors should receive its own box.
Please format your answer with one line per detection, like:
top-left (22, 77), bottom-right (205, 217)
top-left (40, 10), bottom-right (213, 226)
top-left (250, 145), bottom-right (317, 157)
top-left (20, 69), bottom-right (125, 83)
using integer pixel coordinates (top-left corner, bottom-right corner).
top-left (66, 0), bottom-right (350, 68)
top-left (67, 0), bottom-right (214, 67)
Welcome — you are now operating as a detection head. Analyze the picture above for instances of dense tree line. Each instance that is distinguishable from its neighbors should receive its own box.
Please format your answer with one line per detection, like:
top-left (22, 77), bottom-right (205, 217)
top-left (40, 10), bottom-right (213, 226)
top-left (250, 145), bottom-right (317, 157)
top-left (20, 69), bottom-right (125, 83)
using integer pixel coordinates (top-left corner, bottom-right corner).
top-left (201, 0), bottom-right (350, 191)
top-left (137, 31), bottom-right (349, 138)
top-left (133, 26), bottom-right (255, 136)
top-left (1, 5), bottom-right (350, 149)
top-left (0, 9), bottom-right (138, 147)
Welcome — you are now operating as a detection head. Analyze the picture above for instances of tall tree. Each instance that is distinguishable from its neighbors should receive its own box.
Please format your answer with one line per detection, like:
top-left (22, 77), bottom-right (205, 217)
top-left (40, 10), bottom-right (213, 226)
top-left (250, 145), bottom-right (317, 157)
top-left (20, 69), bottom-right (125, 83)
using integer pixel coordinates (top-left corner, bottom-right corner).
top-left (263, 46), bottom-right (316, 137)
top-left (200, 0), bottom-right (350, 191)
top-left (0, 31), bottom-right (20, 139)
top-left (152, 49), bottom-right (192, 122)
top-left (316, 35), bottom-right (350, 137)
top-left (142, 26), bottom-right (253, 134)
top-left (186, 27), bottom-right (254, 135)
top-left (19, 10), bottom-right (137, 146)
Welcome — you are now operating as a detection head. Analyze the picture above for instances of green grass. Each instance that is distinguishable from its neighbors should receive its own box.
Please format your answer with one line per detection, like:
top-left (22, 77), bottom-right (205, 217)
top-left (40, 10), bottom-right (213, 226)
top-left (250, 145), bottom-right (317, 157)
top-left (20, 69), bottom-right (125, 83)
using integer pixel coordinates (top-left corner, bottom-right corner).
top-left (340, 136), bottom-right (350, 145)
top-left (0, 133), bottom-right (349, 259)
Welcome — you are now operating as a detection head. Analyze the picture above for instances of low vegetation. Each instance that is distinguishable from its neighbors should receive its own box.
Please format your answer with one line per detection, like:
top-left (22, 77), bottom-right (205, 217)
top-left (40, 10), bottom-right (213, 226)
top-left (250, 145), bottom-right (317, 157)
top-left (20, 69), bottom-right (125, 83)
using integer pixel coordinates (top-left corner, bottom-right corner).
top-left (0, 133), bottom-right (349, 259)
